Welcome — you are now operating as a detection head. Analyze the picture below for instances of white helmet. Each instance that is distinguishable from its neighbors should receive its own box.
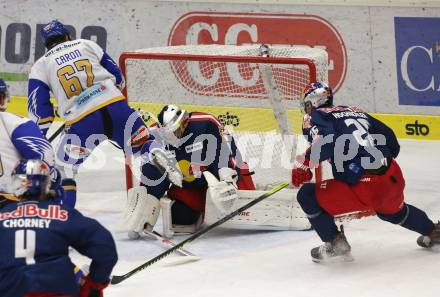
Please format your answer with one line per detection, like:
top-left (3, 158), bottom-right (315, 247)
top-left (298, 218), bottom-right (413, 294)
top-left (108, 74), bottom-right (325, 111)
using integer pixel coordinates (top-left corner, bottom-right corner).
top-left (300, 82), bottom-right (333, 114)
top-left (157, 105), bottom-right (189, 145)
top-left (157, 105), bottom-right (188, 131)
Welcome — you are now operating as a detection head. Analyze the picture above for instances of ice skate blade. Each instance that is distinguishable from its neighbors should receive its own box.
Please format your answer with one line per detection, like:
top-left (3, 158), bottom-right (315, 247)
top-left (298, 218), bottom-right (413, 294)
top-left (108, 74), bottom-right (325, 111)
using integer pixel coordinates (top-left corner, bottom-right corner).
top-left (312, 254), bottom-right (354, 264)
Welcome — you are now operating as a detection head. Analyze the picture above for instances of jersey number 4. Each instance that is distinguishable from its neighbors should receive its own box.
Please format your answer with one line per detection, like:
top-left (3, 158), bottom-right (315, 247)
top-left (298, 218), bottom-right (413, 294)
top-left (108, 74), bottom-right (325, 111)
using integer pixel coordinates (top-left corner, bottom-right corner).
top-left (57, 59), bottom-right (94, 98)
top-left (15, 230), bottom-right (36, 265)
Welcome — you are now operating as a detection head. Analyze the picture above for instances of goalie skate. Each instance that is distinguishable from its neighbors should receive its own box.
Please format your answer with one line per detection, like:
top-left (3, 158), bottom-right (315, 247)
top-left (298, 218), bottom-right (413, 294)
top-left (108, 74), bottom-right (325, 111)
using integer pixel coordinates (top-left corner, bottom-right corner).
top-left (311, 225), bottom-right (353, 263)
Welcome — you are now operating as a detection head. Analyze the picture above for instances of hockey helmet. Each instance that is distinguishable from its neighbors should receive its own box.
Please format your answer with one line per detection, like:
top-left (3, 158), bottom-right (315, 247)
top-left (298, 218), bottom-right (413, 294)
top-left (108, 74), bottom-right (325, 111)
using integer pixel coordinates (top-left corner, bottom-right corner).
top-left (10, 160), bottom-right (51, 201)
top-left (158, 104), bottom-right (189, 132)
top-left (0, 79), bottom-right (9, 112)
top-left (41, 20), bottom-right (70, 47)
top-left (300, 82), bottom-right (333, 114)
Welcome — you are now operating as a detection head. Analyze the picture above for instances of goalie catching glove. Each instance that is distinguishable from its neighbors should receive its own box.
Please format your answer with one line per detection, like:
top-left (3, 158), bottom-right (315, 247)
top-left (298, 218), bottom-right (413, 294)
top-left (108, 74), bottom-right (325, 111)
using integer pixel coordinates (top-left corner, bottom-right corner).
top-left (150, 147), bottom-right (183, 187)
top-left (203, 168), bottom-right (239, 214)
top-left (291, 156), bottom-right (313, 187)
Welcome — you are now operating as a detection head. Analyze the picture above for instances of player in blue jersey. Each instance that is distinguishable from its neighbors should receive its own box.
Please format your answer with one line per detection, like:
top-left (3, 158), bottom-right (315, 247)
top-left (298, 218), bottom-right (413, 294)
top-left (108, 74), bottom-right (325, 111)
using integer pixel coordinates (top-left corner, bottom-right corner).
top-left (0, 159), bottom-right (118, 297)
top-left (28, 20), bottom-right (150, 208)
top-left (292, 82), bottom-right (440, 262)
top-left (118, 105), bottom-right (256, 238)
top-left (0, 79), bottom-right (65, 205)
top-left (0, 107), bottom-right (61, 204)
top-left (0, 78), bottom-right (9, 112)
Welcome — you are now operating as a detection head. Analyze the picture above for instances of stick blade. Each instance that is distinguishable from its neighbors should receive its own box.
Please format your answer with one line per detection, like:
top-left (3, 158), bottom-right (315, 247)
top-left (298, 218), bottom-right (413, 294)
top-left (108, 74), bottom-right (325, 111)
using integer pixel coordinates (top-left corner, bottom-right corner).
top-left (110, 275), bottom-right (125, 285)
top-left (162, 255), bottom-right (201, 266)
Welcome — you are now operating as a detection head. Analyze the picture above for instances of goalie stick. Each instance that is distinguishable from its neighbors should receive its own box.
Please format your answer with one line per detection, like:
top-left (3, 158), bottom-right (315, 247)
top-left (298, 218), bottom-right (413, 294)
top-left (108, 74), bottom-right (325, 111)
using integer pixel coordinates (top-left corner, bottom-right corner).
top-left (143, 230), bottom-right (199, 258)
top-left (110, 181), bottom-right (289, 285)
top-left (143, 231), bottom-right (201, 265)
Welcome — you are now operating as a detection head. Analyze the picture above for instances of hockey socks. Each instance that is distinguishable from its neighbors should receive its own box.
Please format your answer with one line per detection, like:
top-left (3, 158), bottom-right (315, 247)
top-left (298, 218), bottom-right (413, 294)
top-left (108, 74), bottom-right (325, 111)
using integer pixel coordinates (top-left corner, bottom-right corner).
top-left (377, 203), bottom-right (435, 236)
top-left (297, 183), bottom-right (338, 242)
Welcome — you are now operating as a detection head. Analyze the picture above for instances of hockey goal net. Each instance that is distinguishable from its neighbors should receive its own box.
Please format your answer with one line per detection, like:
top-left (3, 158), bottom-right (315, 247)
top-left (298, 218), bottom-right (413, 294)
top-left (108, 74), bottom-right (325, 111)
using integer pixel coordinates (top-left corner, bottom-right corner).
top-left (119, 44), bottom-right (329, 190)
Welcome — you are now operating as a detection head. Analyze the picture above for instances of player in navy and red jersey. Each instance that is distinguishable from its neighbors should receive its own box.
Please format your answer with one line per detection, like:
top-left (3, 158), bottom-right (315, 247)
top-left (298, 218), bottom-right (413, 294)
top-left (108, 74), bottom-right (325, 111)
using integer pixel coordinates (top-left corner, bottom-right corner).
top-left (119, 104), bottom-right (255, 238)
top-left (0, 159), bottom-right (118, 297)
top-left (292, 82), bottom-right (439, 262)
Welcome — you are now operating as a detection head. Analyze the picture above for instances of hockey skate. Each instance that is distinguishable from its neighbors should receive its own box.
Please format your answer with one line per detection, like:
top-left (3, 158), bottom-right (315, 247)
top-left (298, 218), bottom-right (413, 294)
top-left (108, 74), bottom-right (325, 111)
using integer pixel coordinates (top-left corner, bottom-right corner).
top-left (417, 222), bottom-right (440, 251)
top-left (311, 225), bottom-right (354, 263)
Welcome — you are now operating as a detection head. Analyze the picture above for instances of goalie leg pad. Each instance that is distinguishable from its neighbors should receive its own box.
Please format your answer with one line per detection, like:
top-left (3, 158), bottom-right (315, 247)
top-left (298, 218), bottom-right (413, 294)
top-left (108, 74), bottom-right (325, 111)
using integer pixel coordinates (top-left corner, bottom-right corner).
top-left (205, 187), bottom-right (311, 230)
top-left (117, 186), bottom-right (160, 233)
top-left (161, 197), bottom-right (203, 238)
top-left (160, 197), bottom-right (175, 238)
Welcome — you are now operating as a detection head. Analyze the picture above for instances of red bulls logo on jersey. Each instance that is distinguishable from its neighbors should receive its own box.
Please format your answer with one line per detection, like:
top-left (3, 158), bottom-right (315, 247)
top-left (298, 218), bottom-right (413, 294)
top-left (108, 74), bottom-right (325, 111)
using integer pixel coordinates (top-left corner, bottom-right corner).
top-left (0, 204), bottom-right (68, 221)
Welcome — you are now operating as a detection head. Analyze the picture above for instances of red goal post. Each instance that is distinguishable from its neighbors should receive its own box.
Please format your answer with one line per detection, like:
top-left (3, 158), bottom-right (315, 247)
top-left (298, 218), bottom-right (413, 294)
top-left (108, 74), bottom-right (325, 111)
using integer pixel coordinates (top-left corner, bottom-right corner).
top-left (119, 45), bottom-right (329, 191)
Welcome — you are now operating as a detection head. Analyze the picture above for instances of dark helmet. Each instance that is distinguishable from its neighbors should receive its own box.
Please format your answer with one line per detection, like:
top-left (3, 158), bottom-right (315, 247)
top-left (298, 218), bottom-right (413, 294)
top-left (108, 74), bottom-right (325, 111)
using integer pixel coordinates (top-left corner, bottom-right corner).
top-left (10, 160), bottom-right (51, 200)
top-left (41, 20), bottom-right (70, 49)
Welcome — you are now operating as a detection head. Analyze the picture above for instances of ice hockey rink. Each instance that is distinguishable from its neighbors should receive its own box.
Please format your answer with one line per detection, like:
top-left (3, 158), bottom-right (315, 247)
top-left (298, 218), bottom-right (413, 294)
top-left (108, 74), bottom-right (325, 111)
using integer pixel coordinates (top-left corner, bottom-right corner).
top-left (66, 137), bottom-right (440, 297)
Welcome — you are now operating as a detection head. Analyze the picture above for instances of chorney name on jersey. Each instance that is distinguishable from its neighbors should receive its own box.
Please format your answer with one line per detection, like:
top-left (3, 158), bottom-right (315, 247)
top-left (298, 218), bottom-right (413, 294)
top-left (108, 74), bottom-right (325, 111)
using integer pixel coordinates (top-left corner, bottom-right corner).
top-left (0, 112), bottom-right (54, 194)
top-left (28, 39), bottom-right (125, 125)
top-left (1, 203), bottom-right (68, 229)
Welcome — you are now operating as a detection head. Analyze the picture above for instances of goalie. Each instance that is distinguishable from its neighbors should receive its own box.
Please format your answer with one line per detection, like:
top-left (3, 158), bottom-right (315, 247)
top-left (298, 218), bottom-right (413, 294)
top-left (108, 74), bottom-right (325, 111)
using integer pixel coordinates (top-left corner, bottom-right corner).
top-left (119, 105), bottom-right (310, 238)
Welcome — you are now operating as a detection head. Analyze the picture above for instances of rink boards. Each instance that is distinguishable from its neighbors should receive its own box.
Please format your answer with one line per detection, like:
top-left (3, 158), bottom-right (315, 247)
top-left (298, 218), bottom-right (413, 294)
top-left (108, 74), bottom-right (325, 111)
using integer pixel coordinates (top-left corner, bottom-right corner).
top-left (7, 96), bottom-right (440, 140)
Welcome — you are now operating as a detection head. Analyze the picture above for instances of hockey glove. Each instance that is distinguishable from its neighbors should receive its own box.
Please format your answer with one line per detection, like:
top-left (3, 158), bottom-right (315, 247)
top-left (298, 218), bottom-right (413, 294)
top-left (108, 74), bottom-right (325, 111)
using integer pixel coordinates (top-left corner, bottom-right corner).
top-left (79, 276), bottom-right (108, 297)
top-left (150, 147), bottom-right (183, 187)
top-left (204, 169), bottom-right (238, 214)
top-left (291, 156), bottom-right (313, 187)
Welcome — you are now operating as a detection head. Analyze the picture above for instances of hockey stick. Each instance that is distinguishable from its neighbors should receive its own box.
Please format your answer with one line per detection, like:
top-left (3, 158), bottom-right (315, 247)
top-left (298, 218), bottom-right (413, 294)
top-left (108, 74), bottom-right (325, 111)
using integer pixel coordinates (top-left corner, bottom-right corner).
top-left (143, 231), bottom-right (201, 265)
top-left (48, 123), bottom-right (65, 143)
top-left (143, 230), bottom-right (199, 258)
top-left (110, 181), bottom-right (289, 285)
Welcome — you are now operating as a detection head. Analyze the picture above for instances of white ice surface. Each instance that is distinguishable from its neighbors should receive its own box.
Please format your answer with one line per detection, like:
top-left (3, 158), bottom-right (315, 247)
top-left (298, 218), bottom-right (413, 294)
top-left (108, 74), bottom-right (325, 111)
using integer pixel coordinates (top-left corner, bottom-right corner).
top-left (69, 139), bottom-right (440, 297)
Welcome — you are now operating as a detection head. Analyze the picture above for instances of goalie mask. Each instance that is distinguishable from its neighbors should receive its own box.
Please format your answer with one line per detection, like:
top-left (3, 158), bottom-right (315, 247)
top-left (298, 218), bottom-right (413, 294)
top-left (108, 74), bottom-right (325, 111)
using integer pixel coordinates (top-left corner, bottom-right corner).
top-left (10, 160), bottom-right (51, 201)
top-left (157, 105), bottom-right (189, 145)
top-left (0, 79), bottom-right (9, 112)
top-left (300, 82), bottom-right (333, 115)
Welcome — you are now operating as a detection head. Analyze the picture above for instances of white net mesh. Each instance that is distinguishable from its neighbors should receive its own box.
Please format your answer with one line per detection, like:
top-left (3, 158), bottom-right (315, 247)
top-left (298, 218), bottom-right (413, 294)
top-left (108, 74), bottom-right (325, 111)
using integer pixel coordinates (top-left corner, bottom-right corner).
top-left (122, 44), bottom-right (328, 188)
